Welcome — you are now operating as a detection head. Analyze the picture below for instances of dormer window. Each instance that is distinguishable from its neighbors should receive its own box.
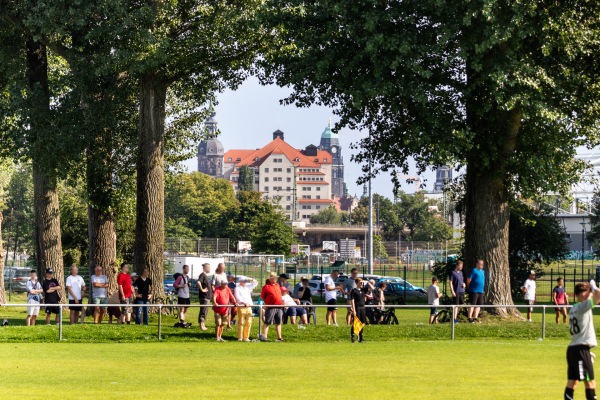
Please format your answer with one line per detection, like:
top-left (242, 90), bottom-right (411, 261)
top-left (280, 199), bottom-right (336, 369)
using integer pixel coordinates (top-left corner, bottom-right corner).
top-left (228, 157), bottom-right (232, 162)
top-left (324, 158), bottom-right (328, 162)
top-left (295, 158), bottom-right (300, 162)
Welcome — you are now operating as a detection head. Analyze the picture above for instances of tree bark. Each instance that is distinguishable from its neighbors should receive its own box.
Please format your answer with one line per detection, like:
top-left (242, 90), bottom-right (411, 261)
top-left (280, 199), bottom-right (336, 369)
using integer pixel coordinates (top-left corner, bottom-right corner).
top-left (0, 212), bottom-right (7, 304)
top-left (27, 41), bottom-right (65, 302)
top-left (87, 205), bottom-right (118, 294)
top-left (134, 74), bottom-right (167, 302)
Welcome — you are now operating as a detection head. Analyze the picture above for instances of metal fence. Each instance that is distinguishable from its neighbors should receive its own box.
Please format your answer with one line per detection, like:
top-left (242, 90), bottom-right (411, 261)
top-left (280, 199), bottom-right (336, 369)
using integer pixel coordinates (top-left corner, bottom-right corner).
top-left (165, 237), bottom-right (230, 255)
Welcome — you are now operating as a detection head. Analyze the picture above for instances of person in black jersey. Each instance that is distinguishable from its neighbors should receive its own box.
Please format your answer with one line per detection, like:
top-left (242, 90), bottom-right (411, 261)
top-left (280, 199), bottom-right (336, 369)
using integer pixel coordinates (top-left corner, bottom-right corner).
top-left (350, 277), bottom-right (368, 343)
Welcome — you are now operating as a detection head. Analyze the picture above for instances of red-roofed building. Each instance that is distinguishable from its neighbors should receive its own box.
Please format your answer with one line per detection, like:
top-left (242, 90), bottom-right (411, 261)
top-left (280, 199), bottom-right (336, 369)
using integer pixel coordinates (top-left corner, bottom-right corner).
top-left (222, 129), bottom-right (338, 222)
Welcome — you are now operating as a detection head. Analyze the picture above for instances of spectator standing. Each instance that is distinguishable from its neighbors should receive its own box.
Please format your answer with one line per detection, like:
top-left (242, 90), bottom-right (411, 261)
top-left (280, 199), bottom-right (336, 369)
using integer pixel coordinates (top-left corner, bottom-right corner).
top-left (563, 282), bottom-right (600, 400)
top-left (26, 270), bottom-right (43, 326)
top-left (373, 282), bottom-right (387, 323)
top-left (281, 287), bottom-right (308, 328)
top-left (234, 277), bottom-right (258, 341)
top-left (467, 259), bottom-right (486, 323)
top-left (344, 268), bottom-right (359, 325)
top-left (350, 278), bottom-right (369, 342)
top-left (278, 274), bottom-right (291, 291)
top-left (91, 265), bottom-right (109, 324)
top-left (117, 263), bottom-right (133, 324)
top-left (174, 264), bottom-right (191, 327)
top-left (260, 272), bottom-right (284, 342)
top-left (449, 261), bottom-right (466, 324)
top-left (211, 263), bottom-right (228, 289)
top-left (553, 277), bottom-right (569, 325)
top-left (66, 265), bottom-right (86, 324)
top-left (226, 274), bottom-right (237, 328)
top-left (324, 270), bottom-right (343, 326)
top-left (427, 277), bottom-right (442, 324)
top-left (42, 269), bottom-right (62, 325)
top-left (134, 267), bottom-right (153, 325)
top-left (213, 281), bottom-right (237, 341)
top-left (365, 279), bottom-right (376, 324)
top-left (197, 263), bottom-right (212, 331)
top-left (521, 270), bottom-right (537, 322)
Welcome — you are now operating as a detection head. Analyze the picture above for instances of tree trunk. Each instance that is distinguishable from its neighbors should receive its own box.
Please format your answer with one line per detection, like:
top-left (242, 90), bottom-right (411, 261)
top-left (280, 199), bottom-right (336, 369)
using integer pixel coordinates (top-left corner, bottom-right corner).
top-left (463, 164), bottom-right (516, 317)
top-left (27, 41), bottom-right (65, 302)
top-left (88, 205), bottom-right (118, 294)
top-left (134, 74), bottom-right (167, 302)
top-left (0, 212), bottom-right (7, 304)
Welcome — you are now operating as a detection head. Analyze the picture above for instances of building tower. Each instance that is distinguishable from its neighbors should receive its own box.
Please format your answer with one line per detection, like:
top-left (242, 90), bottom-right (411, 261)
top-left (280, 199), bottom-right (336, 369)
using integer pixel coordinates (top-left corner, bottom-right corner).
top-left (197, 110), bottom-right (225, 177)
top-left (433, 165), bottom-right (452, 192)
top-left (319, 120), bottom-right (345, 198)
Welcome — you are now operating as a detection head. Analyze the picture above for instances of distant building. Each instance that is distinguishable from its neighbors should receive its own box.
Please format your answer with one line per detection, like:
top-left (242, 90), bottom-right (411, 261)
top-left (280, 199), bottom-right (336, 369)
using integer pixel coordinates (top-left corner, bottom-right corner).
top-left (197, 111), bottom-right (224, 177)
top-left (433, 165), bottom-right (452, 193)
top-left (223, 130), bottom-right (335, 222)
top-left (319, 121), bottom-right (345, 198)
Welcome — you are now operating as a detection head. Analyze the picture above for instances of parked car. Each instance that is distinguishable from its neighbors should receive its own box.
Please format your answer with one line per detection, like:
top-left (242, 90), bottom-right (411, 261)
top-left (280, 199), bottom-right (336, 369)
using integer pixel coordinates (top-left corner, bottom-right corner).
top-left (382, 281), bottom-right (427, 304)
top-left (164, 273), bottom-right (175, 293)
top-left (4, 267), bottom-right (31, 293)
top-left (377, 276), bottom-right (426, 293)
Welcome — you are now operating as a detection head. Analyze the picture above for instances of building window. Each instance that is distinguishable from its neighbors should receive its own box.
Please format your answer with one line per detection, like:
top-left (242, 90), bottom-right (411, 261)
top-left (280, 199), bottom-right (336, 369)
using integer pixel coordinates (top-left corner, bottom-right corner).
top-left (302, 195), bottom-right (312, 199)
top-left (286, 187), bottom-right (291, 191)
top-left (264, 186), bottom-right (269, 192)
top-left (264, 177), bottom-right (269, 182)
top-left (228, 157), bottom-right (232, 162)
top-left (316, 195), bottom-right (321, 199)
top-left (287, 168), bottom-right (291, 173)
top-left (234, 186), bottom-right (238, 190)
top-left (316, 205), bottom-right (321, 209)
top-left (286, 205), bottom-right (291, 210)
top-left (316, 187), bottom-right (321, 191)
top-left (265, 168), bottom-right (269, 173)
top-left (286, 196), bottom-right (291, 201)
top-left (324, 158), bottom-right (328, 162)
top-left (286, 177), bottom-right (291, 182)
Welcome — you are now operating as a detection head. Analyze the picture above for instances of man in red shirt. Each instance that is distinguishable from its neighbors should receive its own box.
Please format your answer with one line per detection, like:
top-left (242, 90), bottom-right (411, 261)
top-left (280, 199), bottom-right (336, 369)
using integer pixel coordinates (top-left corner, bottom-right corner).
top-left (117, 263), bottom-right (133, 324)
top-left (213, 281), bottom-right (237, 342)
top-left (260, 272), bottom-right (284, 342)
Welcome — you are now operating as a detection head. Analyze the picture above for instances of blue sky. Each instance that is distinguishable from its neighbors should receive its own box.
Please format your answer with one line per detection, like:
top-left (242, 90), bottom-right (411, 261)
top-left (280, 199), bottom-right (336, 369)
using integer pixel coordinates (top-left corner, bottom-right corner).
top-left (182, 77), bottom-right (437, 199)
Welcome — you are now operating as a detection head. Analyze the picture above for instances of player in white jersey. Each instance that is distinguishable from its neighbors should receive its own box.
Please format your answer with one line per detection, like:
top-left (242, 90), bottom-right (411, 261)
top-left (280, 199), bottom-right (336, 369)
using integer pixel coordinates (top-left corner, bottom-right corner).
top-left (564, 281), bottom-right (600, 400)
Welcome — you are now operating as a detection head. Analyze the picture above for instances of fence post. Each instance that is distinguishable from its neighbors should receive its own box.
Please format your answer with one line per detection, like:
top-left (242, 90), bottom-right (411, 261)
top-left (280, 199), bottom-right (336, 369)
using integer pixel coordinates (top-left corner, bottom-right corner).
top-left (451, 306), bottom-right (455, 340)
top-left (158, 305), bottom-right (162, 341)
top-left (59, 305), bottom-right (63, 342)
top-left (574, 269), bottom-right (577, 295)
top-left (403, 265), bottom-right (407, 302)
top-left (541, 305), bottom-right (546, 340)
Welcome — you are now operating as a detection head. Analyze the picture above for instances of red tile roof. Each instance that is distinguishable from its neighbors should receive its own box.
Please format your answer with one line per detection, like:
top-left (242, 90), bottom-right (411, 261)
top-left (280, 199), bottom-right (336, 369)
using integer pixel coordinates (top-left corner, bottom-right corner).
top-left (224, 150), bottom-right (255, 163)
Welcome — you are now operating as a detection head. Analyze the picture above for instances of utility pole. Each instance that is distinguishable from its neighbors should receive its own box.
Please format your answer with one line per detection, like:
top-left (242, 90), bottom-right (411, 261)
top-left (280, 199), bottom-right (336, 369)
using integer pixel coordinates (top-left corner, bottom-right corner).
top-left (368, 160), bottom-right (374, 275)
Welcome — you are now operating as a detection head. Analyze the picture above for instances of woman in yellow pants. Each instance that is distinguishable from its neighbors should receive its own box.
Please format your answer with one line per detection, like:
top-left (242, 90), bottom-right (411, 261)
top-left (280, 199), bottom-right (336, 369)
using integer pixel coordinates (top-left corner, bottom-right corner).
top-left (234, 277), bottom-right (258, 341)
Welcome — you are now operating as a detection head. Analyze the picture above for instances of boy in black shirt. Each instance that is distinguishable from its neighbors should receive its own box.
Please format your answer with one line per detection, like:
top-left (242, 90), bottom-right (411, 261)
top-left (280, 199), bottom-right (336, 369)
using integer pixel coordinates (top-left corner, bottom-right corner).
top-left (350, 278), bottom-right (369, 343)
top-left (42, 269), bottom-right (62, 325)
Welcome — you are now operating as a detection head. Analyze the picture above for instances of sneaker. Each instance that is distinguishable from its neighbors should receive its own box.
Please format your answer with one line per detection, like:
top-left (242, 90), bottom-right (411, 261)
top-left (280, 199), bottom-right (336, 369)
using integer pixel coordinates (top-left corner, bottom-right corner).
top-left (454, 320), bottom-right (460, 324)
top-left (470, 319), bottom-right (476, 324)
top-left (244, 339), bottom-right (251, 342)
top-left (174, 322), bottom-right (183, 328)
top-left (467, 318), bottom-right (473, 323)
top-left (333, 323), bottom-right (339, 327)
top-left (200, 324), bottom-right (207, 331)
top-left (528, 319), bottom-right (532, 323)
top-left (216, 337), bottom-right (221, 341)
top-left (220, 338), bottom-right (226, 342)
top-left (238, 339), bottom-right (243, 342)
top-left (358, 339), bottom-right (365, 343)
top-left (351, 335), bottom-right (356, 343)
top-left (475, 319), bottom-right (482, 324)
top-left (276, 338), bottom-right (284, 342)
top-left (298, 325), bottom-right (306, 330)
top-left (259, 334), bottom-right (267, 342)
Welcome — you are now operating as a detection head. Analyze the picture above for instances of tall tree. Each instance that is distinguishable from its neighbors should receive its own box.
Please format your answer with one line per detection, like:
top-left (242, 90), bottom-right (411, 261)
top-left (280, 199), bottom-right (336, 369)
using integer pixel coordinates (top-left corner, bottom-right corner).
top-left (237, 165), bottom-right (255, 192)
top-left (261, 0), bottom-right (600, 316)
top-left (0, 212), bottom-right (5, 304)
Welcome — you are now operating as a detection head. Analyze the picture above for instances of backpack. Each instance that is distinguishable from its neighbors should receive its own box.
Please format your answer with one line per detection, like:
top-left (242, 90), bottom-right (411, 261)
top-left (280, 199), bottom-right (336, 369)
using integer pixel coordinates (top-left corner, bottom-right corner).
top-left (172, 273), bottom-right (182, 294)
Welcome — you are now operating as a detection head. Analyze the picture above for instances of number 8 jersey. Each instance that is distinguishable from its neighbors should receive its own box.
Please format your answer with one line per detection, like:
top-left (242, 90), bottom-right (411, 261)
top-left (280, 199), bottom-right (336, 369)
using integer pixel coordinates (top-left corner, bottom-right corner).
top-left (569, 299), bottom-right (597, 348)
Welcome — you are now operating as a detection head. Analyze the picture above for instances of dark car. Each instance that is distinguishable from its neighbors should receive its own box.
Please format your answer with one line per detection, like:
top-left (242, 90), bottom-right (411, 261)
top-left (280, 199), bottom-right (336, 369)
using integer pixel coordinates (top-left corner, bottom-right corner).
top-left (382, 282), bottom-right (427, 304)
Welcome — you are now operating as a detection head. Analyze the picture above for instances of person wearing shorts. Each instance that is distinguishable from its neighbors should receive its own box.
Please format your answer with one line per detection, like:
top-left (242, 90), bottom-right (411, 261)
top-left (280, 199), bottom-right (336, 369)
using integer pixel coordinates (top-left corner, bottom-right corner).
top-left (554, 277), bottom-right (569, 325)
top-left (427, 277), bottom-right (442, 324)
top-left (117, 263), bottom-right (133, 324)
top-left (467, 259), bottom-right (485, 323)
top-left (174, 265), bottom-right (191, 328)
top-left (521, 270), bottom-right (537, 322)
top-left (324, 270), bottom-right (342, 326)
top-left (344, 268), bottom-right (359, 325)
top-left (213, 280), bottom-right (237, 341)
top-left (91, 265), bottom-right (109, 324)
top-left (449, 261), bottom-right (466, 323)
top-left (26, 270), bottom-right (43, 326)
top-left (564, 282), bottom-right (600, 400)
top-left (66, 265), bottom-right (86, 325)
top-left (260, 272), bottom-right (284, 342)
top-left (42, 269), bottom-right (62, 325)
top-left (281, 287), bottom-right (308, 327)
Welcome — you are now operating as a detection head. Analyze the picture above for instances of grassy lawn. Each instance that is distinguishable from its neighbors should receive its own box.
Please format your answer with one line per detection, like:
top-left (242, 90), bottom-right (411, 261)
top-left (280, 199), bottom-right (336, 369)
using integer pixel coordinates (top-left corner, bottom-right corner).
top-left (0, 340), bottom-right (569, 399)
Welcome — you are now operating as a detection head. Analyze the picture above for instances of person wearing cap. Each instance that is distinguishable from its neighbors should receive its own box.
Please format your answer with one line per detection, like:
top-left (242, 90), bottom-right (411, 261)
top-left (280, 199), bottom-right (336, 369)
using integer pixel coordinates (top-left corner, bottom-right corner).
top-left (42, 269), bottom-right (62, 325)
top-left (91, 265), bottom-right (109, 324)
top-left (260, 272), bottom-right (284, 342)
top-left (466, 259), bottom-right (485, 324)
top-left (281, 287), bottom-right (308, 328)
top-left (197, 263), bottom-right (212, 331)
top-left (25, 270), bottom-right (43, 326)
top-left (324, 270), bottom-right (344, 326)
top-left (66, 265), bottom-right (86, 324)
top-left (213, 280), bottom-right (238, 341)
top-left (344, 268), bottom-right (359, 325)
top-left (234, 277), bottom-right (258, 341)
top-left (521, 270), bottom-right (537, 322)
top-left (278, 274), bottom-right (291, 291)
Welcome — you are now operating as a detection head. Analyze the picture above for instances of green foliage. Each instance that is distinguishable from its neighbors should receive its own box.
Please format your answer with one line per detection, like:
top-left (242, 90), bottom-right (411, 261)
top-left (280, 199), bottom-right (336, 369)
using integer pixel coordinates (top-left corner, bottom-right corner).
top-left (58, 181), bottom-right (89, 267)
top-left (373, 235), bottom-right (388, 259)
top-left (237, 165), bottom-right (255, 192)
top-left (309, 205), bottom-right (342, 224)
top-left (250, 211), bottom-right (296, 255)
top-left (508, 202), bottom-right (569, 299)
top-left (588, 194), bottom-right (600, 258)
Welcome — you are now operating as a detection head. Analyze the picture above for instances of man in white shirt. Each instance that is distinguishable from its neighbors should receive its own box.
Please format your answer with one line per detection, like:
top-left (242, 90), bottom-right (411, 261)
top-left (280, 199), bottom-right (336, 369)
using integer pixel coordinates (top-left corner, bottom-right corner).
top-left (521, 270), bottom-right (537, 322)
top-left (427, 277), bottom-right (442, 324)
top-left (25, 270), bottom-right (43, 326)
top-left (66, 265), bottom-right (86, 324)
top-left (234, 277), bottom-right (258, 341)
top-left (91, 265), bottom-right (109, 324)
top-left (174, 265), bottom-right (191, 328)
top-left (324, 270), bottom-right (343, 326)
